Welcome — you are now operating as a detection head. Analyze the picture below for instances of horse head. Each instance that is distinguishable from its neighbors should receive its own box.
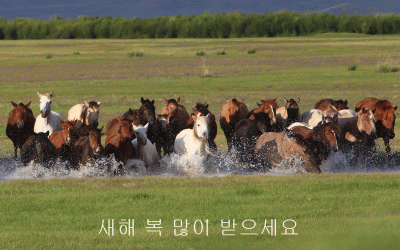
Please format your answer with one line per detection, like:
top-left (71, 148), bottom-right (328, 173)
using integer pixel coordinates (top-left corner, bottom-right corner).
top-left (59, 119), bottom-right (77, 145)
top-left (11, 101), bottom-right (32, 129)
top-left (139, 98), bottom-right (156, 124)
top-left (193, 114), bottom-right (210, 141)
top-left (37, 91), bottom-right (54, 118)
top-left (88, 126), bottom-right (103, 155)
top-left (84, 101), bottom-right (101, 128)
top-left (133, 123), bottom-right (149, 146)
top-left (117, 117), bottom-right (135, 142)
top-left (357, 107), bottom-right (377, 139)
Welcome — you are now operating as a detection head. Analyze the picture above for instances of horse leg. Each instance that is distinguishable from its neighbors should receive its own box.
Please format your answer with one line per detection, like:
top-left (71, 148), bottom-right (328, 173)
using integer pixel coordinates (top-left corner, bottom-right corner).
top-left (13, 143), bottom-right (18, 158)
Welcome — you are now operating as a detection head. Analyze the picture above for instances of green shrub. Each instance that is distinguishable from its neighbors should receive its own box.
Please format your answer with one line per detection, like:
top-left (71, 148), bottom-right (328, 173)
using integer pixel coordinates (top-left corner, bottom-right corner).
top-left (46, 54), bottom-right (53, 59)
top-left (377, 57), bottom-right (400, 73)
top-left (247, 48), bottom-right (256, 54)
top-left (348, 63), bottom-right (358, 71)
top-left (73, 51), bottom-right (80, 55)
top-left (127, 52), bottom-right (144, 57)
top-left (196, 50), bottom-right (206, 56)
top-left (217, 50), bottom-right (226, 55)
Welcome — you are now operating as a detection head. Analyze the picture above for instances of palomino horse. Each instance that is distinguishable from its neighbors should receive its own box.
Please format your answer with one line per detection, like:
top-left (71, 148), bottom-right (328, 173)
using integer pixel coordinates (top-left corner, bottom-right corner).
top-left (355, 98), bottom-right (397, 155)
top-left (302, 105), bottom-right (339, 127)
top-left (34, 92), bottom-right (64, 137)
top-left (68, 101), bottom-right (101, 128)
top-left (49, 119), bottom-right (77, 164)
top-left (6, 101), bottom-right (36, 158)
top-left (186, 102), bottom-right (218, 152)
top-left (231, 112), bottom-right (273, 163)
top-left (174, 114), bottom-right (212, 159)
top-left (161, 97), bottom-right (190, 155)
top-left (339, 107), bottom-right (376, 156)
top-left (104, 117), bottom-right (136, 164)
top-left (314, 99), bottom-right (349, 111)
top-left (72, 126), bottom-right (103, 168)
top-left (21, 131), bottom-right (57, 167)
top-left (132, 123), bottom-right (159, 168)
top-left (220, 99), bottom-right (249, 151)
top-left (275, 98), bottom-right (301, 131)
top-left (256, 119), bottom-right (340, 173)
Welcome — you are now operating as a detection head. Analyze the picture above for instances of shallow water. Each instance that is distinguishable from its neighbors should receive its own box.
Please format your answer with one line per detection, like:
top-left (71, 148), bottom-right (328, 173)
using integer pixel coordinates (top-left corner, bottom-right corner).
top-left (1, 142), bottom-right (399, 181)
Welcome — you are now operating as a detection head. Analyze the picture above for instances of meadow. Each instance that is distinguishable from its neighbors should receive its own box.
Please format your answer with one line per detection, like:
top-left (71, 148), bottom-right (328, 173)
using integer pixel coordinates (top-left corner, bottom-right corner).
top-left (0, 34), bottom-right (400, 249)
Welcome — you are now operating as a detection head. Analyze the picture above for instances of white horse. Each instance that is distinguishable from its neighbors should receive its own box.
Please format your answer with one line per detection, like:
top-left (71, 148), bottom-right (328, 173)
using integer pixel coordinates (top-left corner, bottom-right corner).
top-left (34, 92), bottom-right (64, 137)
top-left (68, 101), bottom-right (101, 127)
top-left (132, 123), bottom-right (159, 168)
top-left (174, 114), bottom-right (211, 157)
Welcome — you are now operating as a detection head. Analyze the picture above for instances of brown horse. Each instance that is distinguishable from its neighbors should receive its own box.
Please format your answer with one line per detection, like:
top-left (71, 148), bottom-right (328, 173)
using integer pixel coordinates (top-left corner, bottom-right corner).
top-left (160, 97), bottom-right (190, 154)
top-left (355, 97), bottom-right (397, 155)
top-left (72, 126), bottom-right (103, 167)
top-left (247, 98), bottom-right (278, 122)
top-left (122, 108), bottom-right (142, 127)
top-left (6, 101), bottom-right (36, 158)
top-left (104, 117), bottom-right (136, 164)
top-left (231, 112), bottom-right (273, 162)
top-left (186, 102), bottom-right (218, 152)
top-left (339, 107), bottom-right (376, 157)
top-left (49, 119), bottom-right (77, 163)
top-left (21, 131), bottom-right (57, 167)
top-left (315, 99), bottom-right (349, 111)
top-left (220, 99), bottom-right (249, 151)
top-left (255, 119), bottom-right (340, 173)
top-left (275, 98), bottom-right (301, 131)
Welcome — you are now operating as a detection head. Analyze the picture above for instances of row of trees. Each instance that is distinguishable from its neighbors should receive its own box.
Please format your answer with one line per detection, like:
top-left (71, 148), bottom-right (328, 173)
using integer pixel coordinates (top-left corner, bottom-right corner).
top-left (1, 12), bottom-right (400, 40)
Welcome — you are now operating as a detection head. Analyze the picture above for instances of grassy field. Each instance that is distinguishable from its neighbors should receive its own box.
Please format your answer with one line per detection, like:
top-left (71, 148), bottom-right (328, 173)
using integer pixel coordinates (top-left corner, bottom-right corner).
top-left (1, 34), bottom-right (400, 249)
top-left (1, 174), bottom-right (400, 249)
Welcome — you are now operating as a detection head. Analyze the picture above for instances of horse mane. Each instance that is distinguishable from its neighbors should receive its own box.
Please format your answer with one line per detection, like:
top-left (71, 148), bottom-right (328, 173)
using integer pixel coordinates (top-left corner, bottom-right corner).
top-left (195, 102), bottom-right (209, 115)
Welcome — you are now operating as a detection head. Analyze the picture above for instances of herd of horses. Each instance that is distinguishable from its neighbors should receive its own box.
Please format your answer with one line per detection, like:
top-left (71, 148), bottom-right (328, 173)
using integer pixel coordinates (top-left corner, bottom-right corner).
top-left (5, 91), bottom-right (398, 174)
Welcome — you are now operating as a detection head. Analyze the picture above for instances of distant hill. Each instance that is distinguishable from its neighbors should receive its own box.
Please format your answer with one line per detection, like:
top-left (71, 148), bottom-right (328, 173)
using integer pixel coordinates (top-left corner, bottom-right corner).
top-left (0, 0), bottom-right (398, 20)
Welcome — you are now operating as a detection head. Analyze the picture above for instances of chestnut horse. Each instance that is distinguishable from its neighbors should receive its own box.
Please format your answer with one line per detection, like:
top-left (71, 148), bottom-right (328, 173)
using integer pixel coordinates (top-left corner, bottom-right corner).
top-left (256, 119), bottom-right (340, 173)
top-left (355, 97), bottom-right (397, 155)
top-left (72, 126), bottom-right (103, 168)
top-left (314, 99), bottom-right (349, 111)
top-left (104, 117), bottom-right (136, 164)
top-left (49, 119), bottom-right (77, 164)
top-left (6, 101), bottom-right (36, 158)
top-left (160, 97), bottom-right (190, 155)
top-left (220, 99), bottom-right (249, 151)
top-left (21, 131), bottom-right (57, 167)
top-left (247, 98), bottom-right (278, 123)
top-left (186, 102), bottom-right (218, 152)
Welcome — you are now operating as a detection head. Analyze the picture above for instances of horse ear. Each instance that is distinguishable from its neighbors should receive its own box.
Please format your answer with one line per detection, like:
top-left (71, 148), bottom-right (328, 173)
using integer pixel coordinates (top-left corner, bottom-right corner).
top-left (176, 97), bottom-right (180, 103)
top-left (72, 120), bottom-right (77, 126)
top-left (283, 98), bottom-right (288, 104)
top-left (164, 98), bottom-right (168, 104)
top-left (144, 122), bottom-right (149, 130)
top-left (206, 104), bottom-right (209, 109)
top-left (151, 100), bottom-right (154, 105)
top-left (84, 101), bottom-right (89, 106)
top-left (296, 98), bottom-right (300, 104)
top-left (11, 101), bottom-right (18, 107)
top-left (394, 106), bottom-right (398, 111)
top-left (58, 118), bottom-right (65, 125)
top-left (132, 124), bottom-right (138, 131)
top-left (49, 91), bottom-right (54, 98)
top-left (226, 99), bottom-right (230, 103)
top-left (344, 100), bottom-right (348, 105)
top-left (37, 92), bottom-right (42, 98)
top-left (192, 114), bottom-right (197, 122)
top-left (97, 102), bottom-right (102, 106)
top-left (141, 97), bottom-right (145, 104)
top-left (25, 101), bottom-right (32, 108)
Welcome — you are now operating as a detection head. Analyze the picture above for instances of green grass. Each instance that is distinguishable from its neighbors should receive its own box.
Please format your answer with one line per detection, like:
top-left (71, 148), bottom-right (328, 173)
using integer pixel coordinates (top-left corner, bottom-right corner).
top-left (1, 35), bottom-right (400, 249)
top-left (0, 174), bottom-right (399, 249)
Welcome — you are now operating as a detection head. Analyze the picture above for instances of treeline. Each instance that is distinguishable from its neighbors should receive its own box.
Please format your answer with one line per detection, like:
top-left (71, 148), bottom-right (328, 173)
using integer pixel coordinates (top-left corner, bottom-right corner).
top-left (1, 11), bottom-right (400, 39)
